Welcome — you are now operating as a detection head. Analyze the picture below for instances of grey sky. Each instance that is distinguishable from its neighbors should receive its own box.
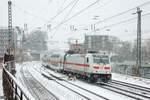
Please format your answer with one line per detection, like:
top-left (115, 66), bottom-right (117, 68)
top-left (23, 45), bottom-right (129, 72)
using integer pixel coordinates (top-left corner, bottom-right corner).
top-left (0, 0), bottom-right (150, 50)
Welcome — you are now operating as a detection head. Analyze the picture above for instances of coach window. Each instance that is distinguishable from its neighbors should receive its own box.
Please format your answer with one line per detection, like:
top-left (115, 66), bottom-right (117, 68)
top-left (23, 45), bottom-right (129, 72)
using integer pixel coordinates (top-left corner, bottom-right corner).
top-left (86, 57), bottom-right (89, 63)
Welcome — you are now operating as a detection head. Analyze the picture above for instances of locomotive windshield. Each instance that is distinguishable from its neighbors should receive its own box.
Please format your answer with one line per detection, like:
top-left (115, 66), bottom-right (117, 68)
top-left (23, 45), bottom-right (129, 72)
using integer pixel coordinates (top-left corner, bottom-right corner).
top-left (93, 55), bottom-right (109, 64)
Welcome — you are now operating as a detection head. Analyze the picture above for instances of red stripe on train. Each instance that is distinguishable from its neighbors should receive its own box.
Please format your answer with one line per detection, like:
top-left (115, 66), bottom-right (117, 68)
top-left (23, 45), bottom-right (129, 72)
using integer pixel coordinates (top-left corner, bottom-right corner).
top-left (104, 66), bottom-right (110, 70)
top-left (93, 66), bottom-right (99, 69)
top-left (65, 62), bottom-right (89, 67)
top-left (49, 60), bottom-right (89, 67)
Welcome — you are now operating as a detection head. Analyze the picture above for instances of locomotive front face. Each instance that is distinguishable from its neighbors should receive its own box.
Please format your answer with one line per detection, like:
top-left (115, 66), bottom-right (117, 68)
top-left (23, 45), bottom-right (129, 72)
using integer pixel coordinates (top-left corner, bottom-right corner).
top-left (89, 54), bottom-right (112, 83)
top-left (92, 54), bottom-right (111, 74)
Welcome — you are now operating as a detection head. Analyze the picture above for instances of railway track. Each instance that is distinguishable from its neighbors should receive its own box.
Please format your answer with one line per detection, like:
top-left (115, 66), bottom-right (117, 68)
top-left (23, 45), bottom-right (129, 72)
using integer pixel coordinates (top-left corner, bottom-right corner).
top-left (48, 71), bottom-right (149, 100)
top-left (49, 73), bottom-right (109, 100)
top-left (112, 80), bottom-right (150, 93)
top-left (32, 66), bottom-right (92, 100)
top-left (21, 66), bottom-right (59, 100)
top-left (107, 80), bottom-right (150, 99)
top-left (98, 80), bottom-right (150, 100)
top-left (73, 79), bottom-right (142, 100)
top-left (34, 67), bottom-right (110, 100)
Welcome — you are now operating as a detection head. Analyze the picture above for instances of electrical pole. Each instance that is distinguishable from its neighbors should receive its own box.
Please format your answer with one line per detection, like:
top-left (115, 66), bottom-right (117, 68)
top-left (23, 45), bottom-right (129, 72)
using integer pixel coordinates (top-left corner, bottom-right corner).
top-left (7, 0), bottom-right (15, 74)
top-left (8, 0), bottom-right (12, 55)
top-left (136, 7), bottom-right (142, 77)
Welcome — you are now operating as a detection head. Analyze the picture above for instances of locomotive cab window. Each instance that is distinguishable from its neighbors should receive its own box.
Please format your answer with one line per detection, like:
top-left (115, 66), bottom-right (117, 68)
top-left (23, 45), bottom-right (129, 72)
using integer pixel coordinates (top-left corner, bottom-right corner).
top-left (93, 55), bottom-right (109, 64)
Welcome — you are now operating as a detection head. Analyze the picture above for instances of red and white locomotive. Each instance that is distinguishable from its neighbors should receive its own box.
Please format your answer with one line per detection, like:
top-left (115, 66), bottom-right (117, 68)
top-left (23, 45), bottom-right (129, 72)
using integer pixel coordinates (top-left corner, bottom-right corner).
top-left (42, 51), bottom-right (112, 83)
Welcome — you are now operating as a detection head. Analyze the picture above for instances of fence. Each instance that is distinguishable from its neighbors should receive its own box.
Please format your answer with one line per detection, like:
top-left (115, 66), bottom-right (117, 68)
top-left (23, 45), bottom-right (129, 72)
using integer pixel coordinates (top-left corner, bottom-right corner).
top-left (112, 63), bottom-right (150, 79)
top-left (2, 64), bottom-right (35, 100)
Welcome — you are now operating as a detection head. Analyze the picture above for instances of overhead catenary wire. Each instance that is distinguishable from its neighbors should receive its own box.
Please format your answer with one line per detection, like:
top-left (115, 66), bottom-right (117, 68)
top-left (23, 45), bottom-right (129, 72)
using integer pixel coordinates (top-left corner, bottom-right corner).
top-left (51, 0), bottom-right (150, 31)
top-left (29, 0), bottom-right (78, 31)
top-left (48, 0), bottom-right (78, 23)
top-left (11, 0), bottom-right (78, 27)
top-left (10, 0), bottom-right (150, 35)
top-left (12, 4), bottom-right (49, 22)
top-left (61, 0), bottom-right (80, 23)
top-left (46, 0), bottom-right (110, 32)
top-left (50, 0), bottom-right (101, 31)
top-left (94, 1), bottom-right (150, 25)
top-left (12, 0), bottom-right (76, 29)
top-left (69, 12), bottom-right (150, 40)
top-left (57, 0), bottom-right (68, 14)
top-left (77, 11), bottom-right (150, 34)
top-left (51, 0), bottom-right (80, 38)
top-left (75, 1), bottom-right (150, 32)
top-left (97, 12), bottom-right (150, 31)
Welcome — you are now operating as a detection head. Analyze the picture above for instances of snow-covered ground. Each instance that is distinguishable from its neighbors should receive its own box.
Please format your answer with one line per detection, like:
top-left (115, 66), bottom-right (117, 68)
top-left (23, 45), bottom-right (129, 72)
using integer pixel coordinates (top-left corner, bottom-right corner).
top-left (15, 63), bottom-right (28, 88)
top-left (1, 61), bottom-right (150, 100)
top-left (15, 61), bottom-right (150, 100)
top-left (29, 64), bottom-right (88, 100)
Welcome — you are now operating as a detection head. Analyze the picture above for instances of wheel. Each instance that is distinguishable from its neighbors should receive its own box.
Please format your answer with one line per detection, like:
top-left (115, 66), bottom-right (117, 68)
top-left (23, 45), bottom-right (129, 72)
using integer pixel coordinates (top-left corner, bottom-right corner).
top-left (87, 77), bottom-right (96, 83)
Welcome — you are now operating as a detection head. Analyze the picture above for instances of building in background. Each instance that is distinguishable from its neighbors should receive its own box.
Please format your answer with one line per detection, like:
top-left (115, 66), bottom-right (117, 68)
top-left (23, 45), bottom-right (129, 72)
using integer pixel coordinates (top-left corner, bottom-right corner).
top-left (84, 35), bottom-right (121, 54)
top-left (0, 27), bottom-right (23, 59)
top-left (68, 35), bottom-right (121, 54)
top-left (0, 27), bottom-right (10, 57)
